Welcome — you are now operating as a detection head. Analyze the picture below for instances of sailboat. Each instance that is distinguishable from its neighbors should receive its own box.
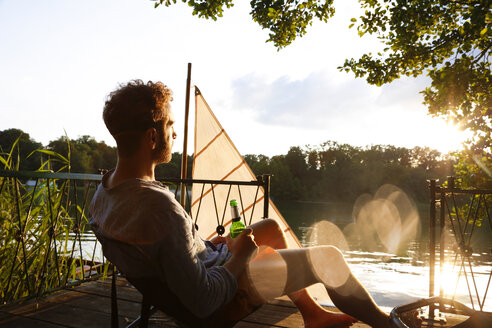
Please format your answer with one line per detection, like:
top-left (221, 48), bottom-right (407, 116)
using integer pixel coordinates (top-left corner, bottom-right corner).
top-left (185, 76), bottom-right (329, 303)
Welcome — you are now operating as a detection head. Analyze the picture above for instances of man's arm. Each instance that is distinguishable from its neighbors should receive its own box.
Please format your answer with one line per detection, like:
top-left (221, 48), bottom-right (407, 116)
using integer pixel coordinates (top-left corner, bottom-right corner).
top-left (154, 196), bottom-right (242, 319)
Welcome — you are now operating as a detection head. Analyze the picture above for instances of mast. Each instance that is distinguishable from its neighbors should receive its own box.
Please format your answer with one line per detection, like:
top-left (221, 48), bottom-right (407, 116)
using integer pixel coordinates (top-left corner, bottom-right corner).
top-left (180, 63), bottom-right (192, 207)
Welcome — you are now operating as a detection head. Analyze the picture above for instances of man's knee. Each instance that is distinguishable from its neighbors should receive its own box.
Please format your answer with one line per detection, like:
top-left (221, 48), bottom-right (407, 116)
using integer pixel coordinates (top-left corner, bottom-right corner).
top-left (262, 218), bottom-right (282, 234)
top-left (251, 218), bottom-right (286, 249)
top-left (308, 245), bottom-right (350, 288)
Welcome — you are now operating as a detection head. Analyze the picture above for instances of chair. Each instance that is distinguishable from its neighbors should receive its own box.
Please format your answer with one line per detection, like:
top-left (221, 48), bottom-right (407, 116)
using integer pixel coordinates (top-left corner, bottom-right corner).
top-left (109, 265), bottom-right (157, 328)
top-left (93, 223), bottom-right (232, 328)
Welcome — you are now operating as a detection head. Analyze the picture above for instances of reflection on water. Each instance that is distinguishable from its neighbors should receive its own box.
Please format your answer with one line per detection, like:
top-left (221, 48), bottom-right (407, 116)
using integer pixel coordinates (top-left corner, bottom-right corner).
top-left (283, 193), bottom-right (492, 312)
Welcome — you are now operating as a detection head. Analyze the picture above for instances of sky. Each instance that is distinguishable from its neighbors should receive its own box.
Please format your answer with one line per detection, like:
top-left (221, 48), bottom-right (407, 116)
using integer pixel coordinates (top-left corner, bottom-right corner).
top-left (0, 0), bottom-right (471, 156)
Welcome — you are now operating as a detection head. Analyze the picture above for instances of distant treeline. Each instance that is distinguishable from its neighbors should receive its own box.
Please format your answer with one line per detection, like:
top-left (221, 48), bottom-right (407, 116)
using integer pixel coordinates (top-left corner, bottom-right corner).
top-left (1, 129), bottom-right (454, 203)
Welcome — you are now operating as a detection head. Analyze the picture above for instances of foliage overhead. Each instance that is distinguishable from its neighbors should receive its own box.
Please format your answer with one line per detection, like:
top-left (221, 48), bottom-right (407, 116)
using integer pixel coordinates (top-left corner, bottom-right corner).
top-left (153, 0), bottom-right (335, 48)
top-left (339, 0), bottom-right (491, 186)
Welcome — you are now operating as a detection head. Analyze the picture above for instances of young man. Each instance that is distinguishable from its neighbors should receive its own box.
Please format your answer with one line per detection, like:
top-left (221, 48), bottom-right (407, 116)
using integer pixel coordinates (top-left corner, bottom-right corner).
top-left (90, 80), bottom-right (392, 328)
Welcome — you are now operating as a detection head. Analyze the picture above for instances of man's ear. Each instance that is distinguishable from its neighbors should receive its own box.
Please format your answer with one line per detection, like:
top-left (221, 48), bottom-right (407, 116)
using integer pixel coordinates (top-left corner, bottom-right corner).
top-left (146, 128), bottom-right (157, 150)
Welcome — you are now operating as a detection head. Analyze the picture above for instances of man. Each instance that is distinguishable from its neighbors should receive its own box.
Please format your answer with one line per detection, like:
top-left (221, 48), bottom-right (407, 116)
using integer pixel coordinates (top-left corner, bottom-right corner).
top-left (90, 80), bottom-right (392, 328)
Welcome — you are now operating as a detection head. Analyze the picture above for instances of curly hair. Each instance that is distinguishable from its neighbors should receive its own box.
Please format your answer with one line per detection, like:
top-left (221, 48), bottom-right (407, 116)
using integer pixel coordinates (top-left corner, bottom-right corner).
top-left (103, 80), bottom-right (173, 156)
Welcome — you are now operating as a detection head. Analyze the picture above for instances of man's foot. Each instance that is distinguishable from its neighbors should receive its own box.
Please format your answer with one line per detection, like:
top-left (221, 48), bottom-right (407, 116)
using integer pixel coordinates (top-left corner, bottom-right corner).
top-left (303, 307), bottom-right (357, 328)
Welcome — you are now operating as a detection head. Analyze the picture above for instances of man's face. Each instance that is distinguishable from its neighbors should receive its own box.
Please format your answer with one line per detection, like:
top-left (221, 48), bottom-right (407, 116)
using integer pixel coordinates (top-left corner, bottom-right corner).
top-left (153, 104), bottom-right (176, 164)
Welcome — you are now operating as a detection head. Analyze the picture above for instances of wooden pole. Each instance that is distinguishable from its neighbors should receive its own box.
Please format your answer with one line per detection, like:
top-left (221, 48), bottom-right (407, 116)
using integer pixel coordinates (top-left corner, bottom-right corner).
top-left (180, 63), bottom-right (192, 207)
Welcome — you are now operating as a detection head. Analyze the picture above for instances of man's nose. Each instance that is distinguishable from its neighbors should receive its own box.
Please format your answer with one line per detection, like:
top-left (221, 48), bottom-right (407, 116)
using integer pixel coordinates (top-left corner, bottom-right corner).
top-left (172, 130), bottom-right (177, 140)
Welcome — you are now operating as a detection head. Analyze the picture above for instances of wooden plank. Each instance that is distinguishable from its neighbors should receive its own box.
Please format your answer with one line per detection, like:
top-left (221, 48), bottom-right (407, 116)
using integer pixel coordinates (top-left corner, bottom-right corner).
top-left (234, 321), bottom-right (281, 328)
top-left (70, 280), bottom-right (143, 303)
top-left (0, 312), bottom-right (69, 328)
top-left (45, 290), bottom-right (142, 318)
top-left (3, 298), bottom-right (129, 328)
top-left (240, 303), bottom-right (303, 328)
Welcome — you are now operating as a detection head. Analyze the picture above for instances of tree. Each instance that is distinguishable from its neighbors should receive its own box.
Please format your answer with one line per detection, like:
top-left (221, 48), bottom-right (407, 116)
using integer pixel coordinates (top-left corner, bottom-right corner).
top-left (0, 129), bottom-right (43, 171)
top-left (47, 136), bottom-right (117, 173)
top-left (153, 0), bottom-right (335, 48)
top-left (340, 0), bottom-right (491, 187)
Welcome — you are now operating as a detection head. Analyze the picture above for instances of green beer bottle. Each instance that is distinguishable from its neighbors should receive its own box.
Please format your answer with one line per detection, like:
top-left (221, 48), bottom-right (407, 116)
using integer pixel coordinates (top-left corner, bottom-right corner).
top-left (229, 199), bottom-right (245, 238)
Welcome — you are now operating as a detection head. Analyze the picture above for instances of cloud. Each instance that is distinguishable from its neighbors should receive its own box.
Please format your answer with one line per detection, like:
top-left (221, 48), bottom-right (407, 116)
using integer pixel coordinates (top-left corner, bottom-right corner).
top-left (375, 75), bottom-right (431, 110)
top-left (231, 71), bottom-right (378, 129)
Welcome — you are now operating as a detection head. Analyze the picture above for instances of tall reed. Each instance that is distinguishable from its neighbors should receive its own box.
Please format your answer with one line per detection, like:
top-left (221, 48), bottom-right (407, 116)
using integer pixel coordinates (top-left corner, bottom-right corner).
top-left (0, 135), bottom-right (106, 304)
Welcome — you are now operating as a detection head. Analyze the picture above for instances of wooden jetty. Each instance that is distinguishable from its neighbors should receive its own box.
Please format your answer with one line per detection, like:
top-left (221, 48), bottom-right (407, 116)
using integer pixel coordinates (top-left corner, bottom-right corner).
top-left (0, 277), bottom-right (372, 327)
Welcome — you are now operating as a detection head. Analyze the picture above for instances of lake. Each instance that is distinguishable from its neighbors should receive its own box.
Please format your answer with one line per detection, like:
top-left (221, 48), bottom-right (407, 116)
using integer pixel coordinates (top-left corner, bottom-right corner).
top-left (276, 199), bottom-right (492, 312)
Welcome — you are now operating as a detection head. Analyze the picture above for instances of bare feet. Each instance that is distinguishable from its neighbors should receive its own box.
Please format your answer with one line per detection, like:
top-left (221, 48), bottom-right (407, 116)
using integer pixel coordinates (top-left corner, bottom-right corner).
top-left (303, 307), bottom-right (357, 328)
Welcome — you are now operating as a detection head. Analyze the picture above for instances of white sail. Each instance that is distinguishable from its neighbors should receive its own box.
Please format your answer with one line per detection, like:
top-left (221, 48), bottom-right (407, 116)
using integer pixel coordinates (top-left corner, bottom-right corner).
top-left (190, 87), bottom-right (328, 302)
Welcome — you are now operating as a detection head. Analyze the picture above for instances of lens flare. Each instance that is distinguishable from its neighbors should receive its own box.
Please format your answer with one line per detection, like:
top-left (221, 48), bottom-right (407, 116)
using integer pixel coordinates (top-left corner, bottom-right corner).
top-left (353, 184), bottom-right (421, 254)
top-left (306, 220), bottom-right (349, 251)
top-left (247, 246), bottom-right (288, 301)
top-left (308, 245), bottom-right (351, 290)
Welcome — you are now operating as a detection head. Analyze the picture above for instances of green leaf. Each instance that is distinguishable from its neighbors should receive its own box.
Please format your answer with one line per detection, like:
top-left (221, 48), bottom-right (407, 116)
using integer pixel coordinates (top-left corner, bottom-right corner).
top-left (34, 150), bottom-right (69, 163)
top-left (0, 156), bottom-right (9, 169)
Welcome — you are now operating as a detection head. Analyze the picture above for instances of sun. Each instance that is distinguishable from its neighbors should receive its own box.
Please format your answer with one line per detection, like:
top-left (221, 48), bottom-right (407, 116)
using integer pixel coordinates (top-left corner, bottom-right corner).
top-left (427, 118), bottom-right (472, 154)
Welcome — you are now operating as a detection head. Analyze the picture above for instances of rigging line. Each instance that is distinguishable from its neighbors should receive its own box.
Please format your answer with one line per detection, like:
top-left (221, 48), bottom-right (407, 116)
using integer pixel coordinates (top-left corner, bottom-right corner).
top-left (190, 160), bottom-right (246, 207)
top-left (211, 183), bottom-right (220, 227)
top-left (482, 269), bottom-right (492, 311)
top-left (237, 185), bottom-right (247, 225)
top-left (451, 192), bottom-right (466, 247)
top-left (446, 194), bottom-right (469, 302)
top-left (463, 194), bottom-right (476, 239)
top-left (467, 194), bottom-right (482, 247)
top-left (452, 257), bottom-right (463, 302)
top-left (220, 185), bottom-right (232, 225)
top-left (452, 248), bottom-right (463, 299)
top-left (90, 236), bottom-right (99, 279)
top-left (194, 129), bottom-right (225, 160)
top-left (249, 186), bottom-right (260, 226)
top-left (461, 253), bottom-right (476, 310)
top-left (194, 183), bottom-right (206, 227)
top-left (467, 255), bottom-right (482, 310)
top-left (445, 194), bottom-right (463, 249)
top-left (241, 196), bottom-right (265, 219)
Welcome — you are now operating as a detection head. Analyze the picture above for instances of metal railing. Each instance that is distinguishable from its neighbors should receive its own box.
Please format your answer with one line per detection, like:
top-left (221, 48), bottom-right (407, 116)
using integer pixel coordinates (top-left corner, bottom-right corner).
top-left (429, 177), bottom-right (492, 313)
top-left (0, 170), bottom-right (270, 306)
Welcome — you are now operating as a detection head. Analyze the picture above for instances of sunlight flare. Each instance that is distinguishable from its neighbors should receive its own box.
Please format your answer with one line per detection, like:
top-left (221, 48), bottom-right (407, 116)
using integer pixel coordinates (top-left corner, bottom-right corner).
top-left (429, 117), bottom-right (472, 154)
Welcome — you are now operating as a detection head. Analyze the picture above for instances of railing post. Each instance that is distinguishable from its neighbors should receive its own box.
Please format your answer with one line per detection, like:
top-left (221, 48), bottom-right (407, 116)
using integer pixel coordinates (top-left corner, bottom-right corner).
top-left (262, 175), bottom-right (270, 219)
top-left (429, 179), bottom-right (436, 298)
top-left (429, 179), bottom-right (436, 319)
top-left (439, 186), bottom-right (446, 301)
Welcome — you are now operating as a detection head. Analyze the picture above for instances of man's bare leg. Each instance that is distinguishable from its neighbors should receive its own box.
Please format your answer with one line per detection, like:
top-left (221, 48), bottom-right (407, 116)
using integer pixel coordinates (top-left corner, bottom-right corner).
top-left (277, 246), bottom-right (391, 328)
top-left (249, 219), bottom-right (357, 328)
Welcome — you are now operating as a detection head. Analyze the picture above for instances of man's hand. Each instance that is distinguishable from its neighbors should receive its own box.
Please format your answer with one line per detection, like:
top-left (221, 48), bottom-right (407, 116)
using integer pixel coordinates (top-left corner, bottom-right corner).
top-left (226, 228), bottom-right (258, 262)
top-left (223, 228), bottom-right (258, 278)
top-left (209, 235), bottom-right (227, 246)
